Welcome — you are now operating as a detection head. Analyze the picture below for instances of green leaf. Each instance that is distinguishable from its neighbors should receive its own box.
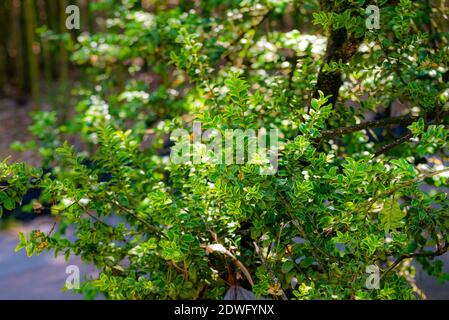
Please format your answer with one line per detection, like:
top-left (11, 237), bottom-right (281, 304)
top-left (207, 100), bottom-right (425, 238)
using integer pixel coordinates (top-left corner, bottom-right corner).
top-left (25, 243), bottom-right (34, 257)
top-left (380, 198), bottom-right (407, 233)
top-left (4, 197), bottom-right (15, 211)
top-left (281, 260), bottom-right (295, 274)
top-left (15, 232), bottom-right (27, 252)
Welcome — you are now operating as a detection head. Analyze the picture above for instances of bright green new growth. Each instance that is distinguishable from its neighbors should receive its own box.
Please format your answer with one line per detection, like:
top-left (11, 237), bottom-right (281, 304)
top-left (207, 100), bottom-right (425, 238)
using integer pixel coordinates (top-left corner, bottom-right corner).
top-left (1, 0), bottom-right (449, 299)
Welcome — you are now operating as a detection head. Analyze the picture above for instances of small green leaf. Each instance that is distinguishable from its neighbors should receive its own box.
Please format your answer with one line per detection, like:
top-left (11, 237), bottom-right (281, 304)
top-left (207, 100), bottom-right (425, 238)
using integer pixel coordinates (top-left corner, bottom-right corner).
top-left (15, 232), bottom-right (27, 252)
top-left (25, 243), bottom-right (34, 257)
top-left (281, 260), bottom-right (295, 274)
top-left (380, 198), bottom-right (407, 233)
top-left (4, 197), bottom-right (15, 211)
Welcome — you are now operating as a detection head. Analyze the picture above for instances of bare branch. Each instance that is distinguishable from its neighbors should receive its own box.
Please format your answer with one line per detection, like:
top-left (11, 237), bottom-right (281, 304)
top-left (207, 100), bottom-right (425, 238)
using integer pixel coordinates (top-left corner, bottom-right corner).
top-left (318, 115), bottom-right (417, 140)
top-left (382, 243), bottom-right (449, 279)
top-left (111, 200), bottom-right (167, 239)
top-left (374, 132), bottom-right (413, 157)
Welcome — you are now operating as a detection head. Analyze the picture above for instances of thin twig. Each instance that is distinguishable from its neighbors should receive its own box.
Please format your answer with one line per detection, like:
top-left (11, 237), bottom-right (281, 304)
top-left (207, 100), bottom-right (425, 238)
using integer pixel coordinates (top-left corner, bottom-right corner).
top-left (381, 242), bottom-right (449, 279)
top-left (362, 168), bottom-right (449, 214)
top-left (47, 221), bottom-right (57, 237)
top-left (84, 210), bottom-right (112, 230)
top-left (318, 115), bottom-right (417, 141)
top-left (111, 200), bottom-right (167, 239)
top-left (253, 241), bottom-right (288, 300)
top-left (374, 132), bottom-right (413, 157)
top-left (373, 110), bottom-right (449, 157)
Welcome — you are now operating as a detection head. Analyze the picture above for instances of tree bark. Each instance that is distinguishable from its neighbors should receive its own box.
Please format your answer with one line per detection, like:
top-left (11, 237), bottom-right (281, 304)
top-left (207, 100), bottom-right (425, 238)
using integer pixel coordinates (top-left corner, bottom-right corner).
top-left (10, 0), bottom-right (25, 103)
top-left (0, 1), bottom-right (7, 94)
top-left (314, 1), bottom-right (363, 107)
top-left (23, 0), bottom-right (40, 105)
top-left (37, 0), bottom-right (53, 85)
top-left (58, 0), bottom-right (69, 87)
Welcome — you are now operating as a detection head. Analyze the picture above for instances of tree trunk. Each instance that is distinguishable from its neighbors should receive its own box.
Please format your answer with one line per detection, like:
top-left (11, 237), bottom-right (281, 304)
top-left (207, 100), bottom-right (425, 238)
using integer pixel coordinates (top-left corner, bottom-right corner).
top-left (0, 1), bottom-right (7, 94)
top-left (10, 0), bottom-right (25, 103)
top-left (46, 0), bottom-right (58, 79)
top-left (37, 0), bottom-right (53, 86)
top-left (23, 0), bottom-right (40, 105)
top-left (58, 0), bottom-right (69, 87)
top-left (314, 0), bottom-right (363, 107)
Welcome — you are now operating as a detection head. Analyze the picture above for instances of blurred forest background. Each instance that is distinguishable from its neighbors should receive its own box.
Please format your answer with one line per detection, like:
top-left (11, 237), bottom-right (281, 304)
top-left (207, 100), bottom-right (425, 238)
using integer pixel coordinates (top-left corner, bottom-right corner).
top-left (0, 0), bottom-right (90, 104)
top-left (0, 0), bottom-right (92, 167)
top-left (0, 0), bottom-right (102, 299)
